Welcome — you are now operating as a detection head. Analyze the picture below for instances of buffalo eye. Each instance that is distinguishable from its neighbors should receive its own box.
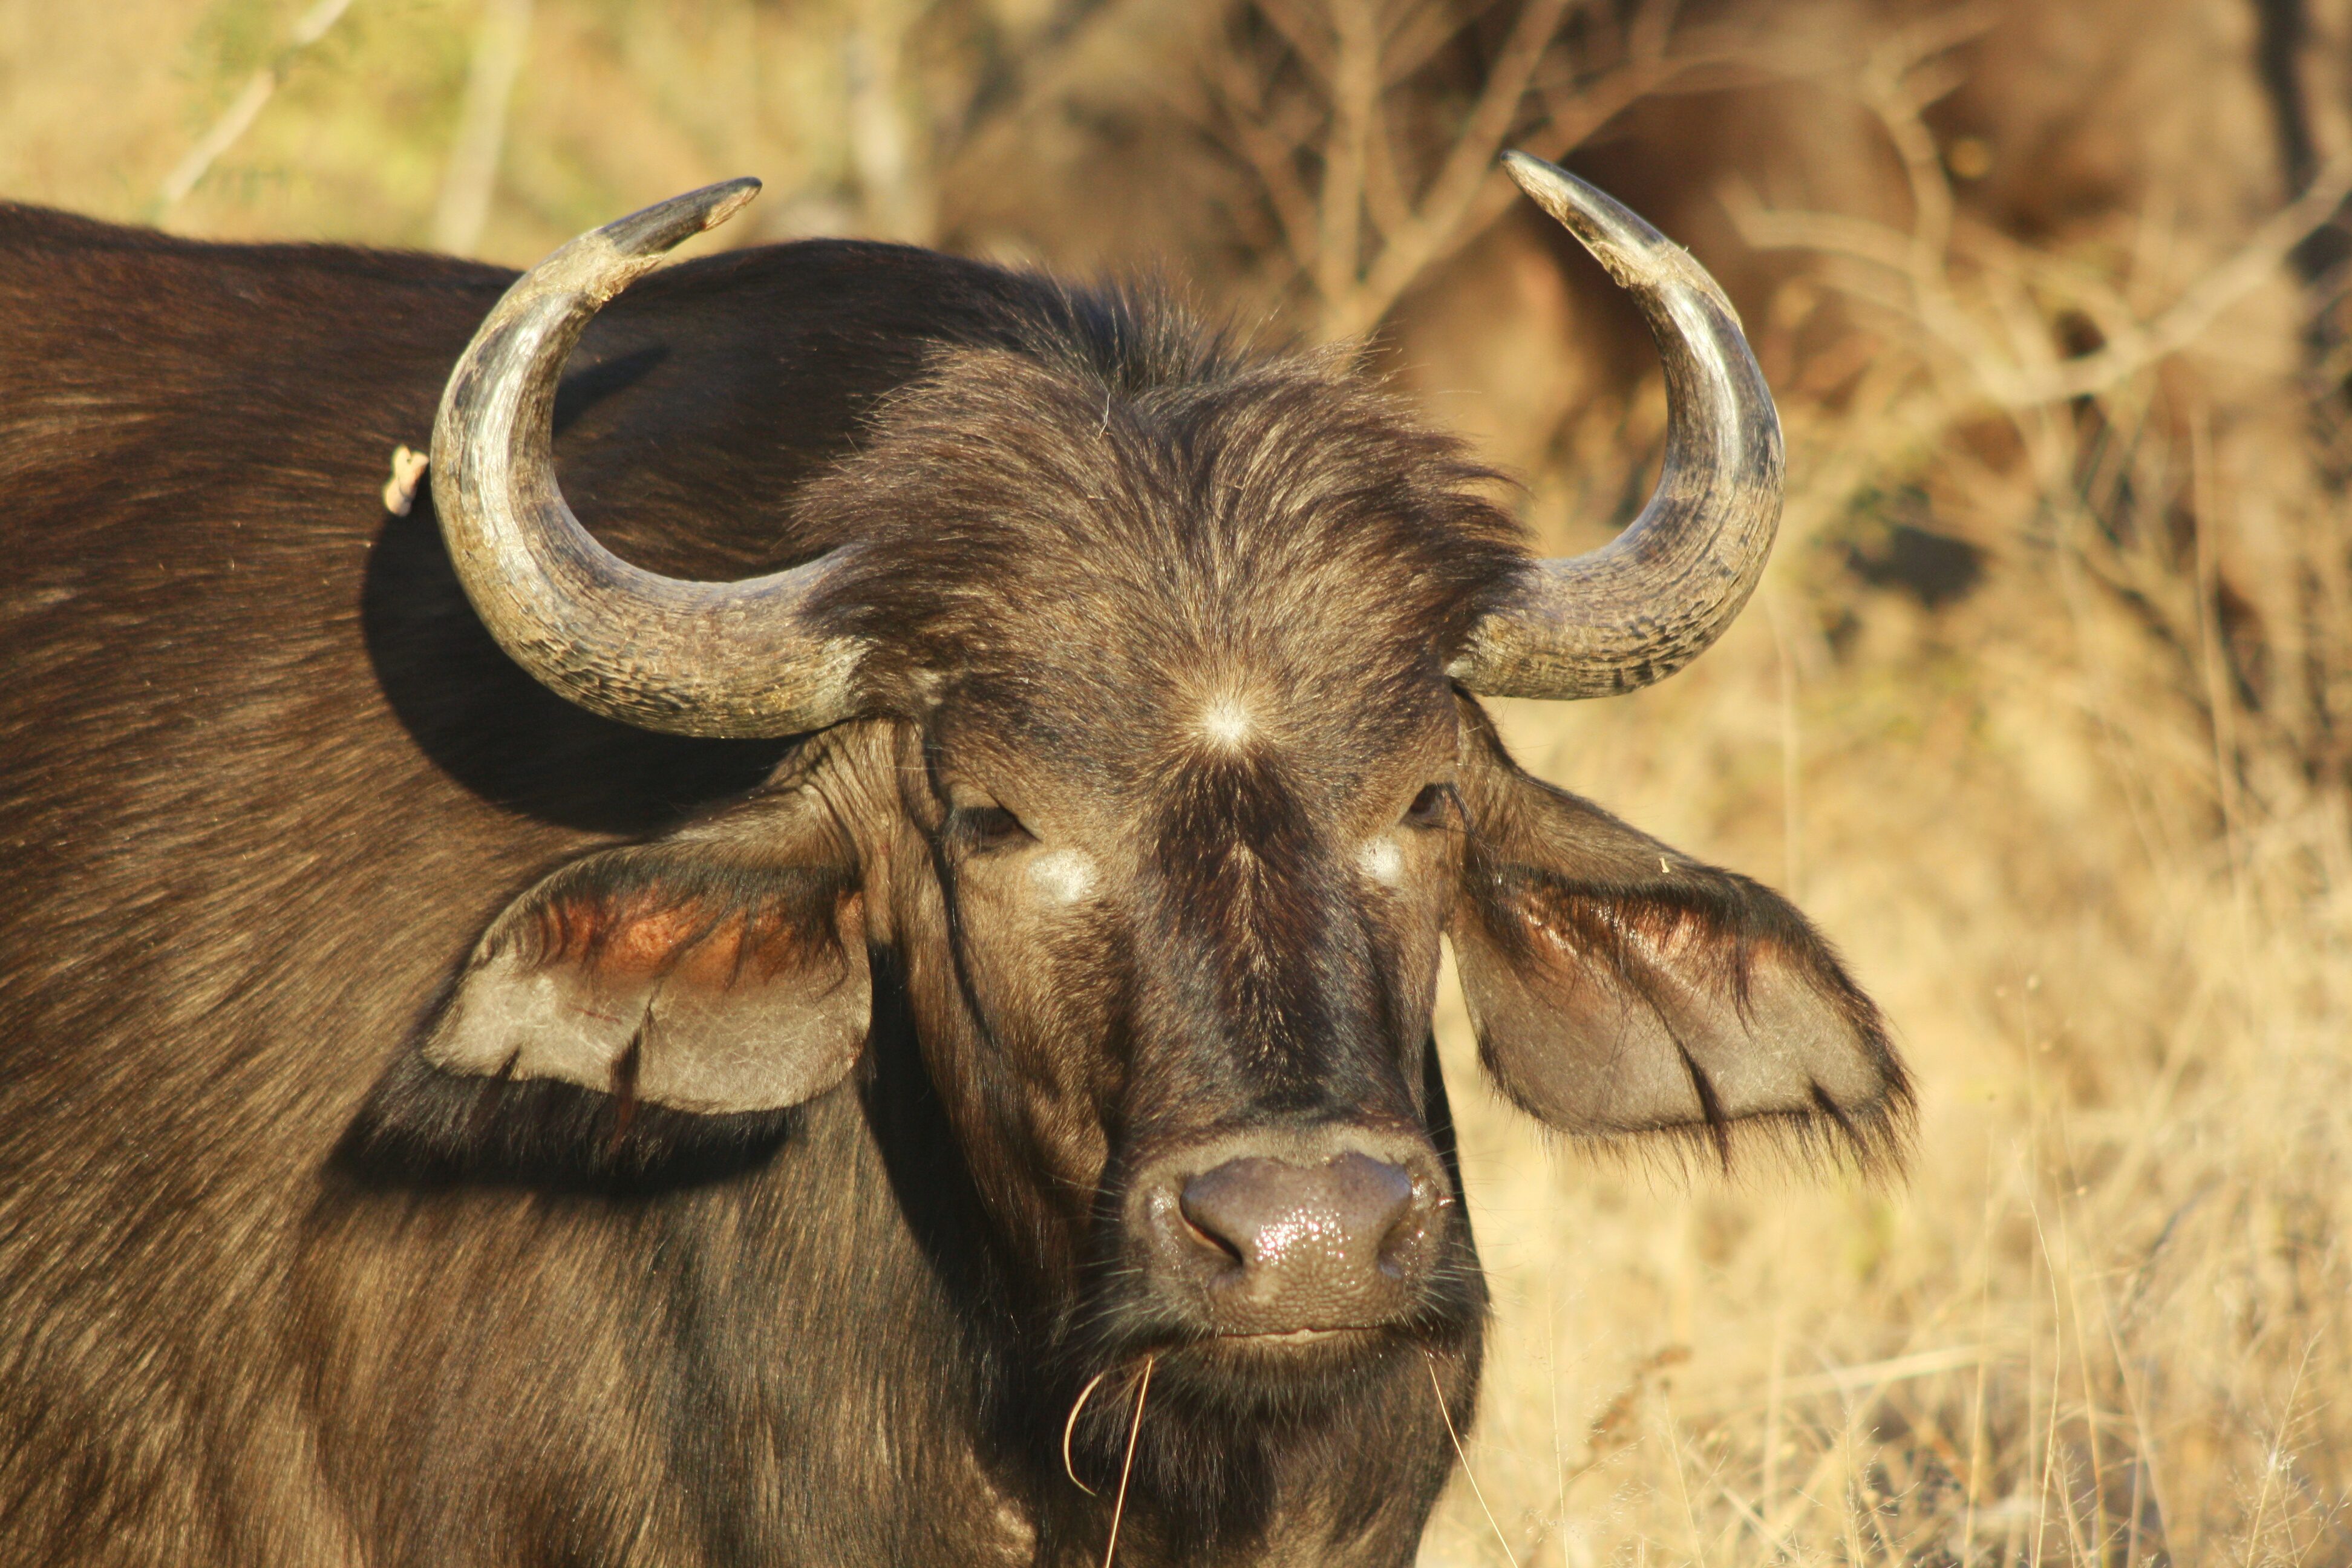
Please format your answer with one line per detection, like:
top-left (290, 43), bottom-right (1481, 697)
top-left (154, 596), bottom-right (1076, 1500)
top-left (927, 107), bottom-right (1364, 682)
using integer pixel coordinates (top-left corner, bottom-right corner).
top-left (956, 803), bottom-right (1034, 852)
top-left (1403, 783), bottom-right (1453, 828)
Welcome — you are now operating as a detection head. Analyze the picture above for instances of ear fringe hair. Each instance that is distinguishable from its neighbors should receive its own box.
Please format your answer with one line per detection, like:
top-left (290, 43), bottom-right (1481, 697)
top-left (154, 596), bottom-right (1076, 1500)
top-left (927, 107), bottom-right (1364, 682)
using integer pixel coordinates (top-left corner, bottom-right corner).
top-left (1512, 1068), bottom-right (1917, 1190)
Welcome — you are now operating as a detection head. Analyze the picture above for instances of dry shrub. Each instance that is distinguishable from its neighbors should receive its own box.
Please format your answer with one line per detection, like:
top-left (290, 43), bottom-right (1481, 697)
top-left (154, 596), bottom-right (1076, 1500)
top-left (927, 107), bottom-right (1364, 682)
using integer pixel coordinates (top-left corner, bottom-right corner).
top-left (3, 0), bottom-right (2348, 1561)
top-left (1419, 7), bottom-right (2352, 1562)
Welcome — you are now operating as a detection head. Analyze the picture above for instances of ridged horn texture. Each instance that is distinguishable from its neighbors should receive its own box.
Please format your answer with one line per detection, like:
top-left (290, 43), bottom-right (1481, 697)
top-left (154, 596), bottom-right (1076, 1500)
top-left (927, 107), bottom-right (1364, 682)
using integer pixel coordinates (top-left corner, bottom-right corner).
top-left (1449, 152), bottom-right (1785, 699)
top-left (430, 177), bottom-right (867, 738)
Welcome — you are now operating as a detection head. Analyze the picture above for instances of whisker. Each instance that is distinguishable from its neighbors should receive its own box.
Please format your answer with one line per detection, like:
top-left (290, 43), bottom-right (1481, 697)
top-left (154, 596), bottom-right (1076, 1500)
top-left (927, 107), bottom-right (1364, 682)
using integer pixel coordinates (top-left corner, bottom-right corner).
top-left (1423, 1351), bottom-right (1519, 1568)
top-left (1062, 1367), bottom-right (1114, 1496)
top-left (1102, 1354), bottom-right (1154, 1568)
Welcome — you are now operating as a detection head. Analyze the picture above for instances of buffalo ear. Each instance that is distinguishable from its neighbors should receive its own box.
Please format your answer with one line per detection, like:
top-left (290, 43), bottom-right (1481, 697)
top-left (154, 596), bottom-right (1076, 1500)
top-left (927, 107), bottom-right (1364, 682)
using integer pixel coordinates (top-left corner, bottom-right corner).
top-left (1449, 717), bottom-right (1910, 1171)
top-left (421, 849), bottom-right (868, 1116)
top-left (346, 782), bottom-right (869, 1183)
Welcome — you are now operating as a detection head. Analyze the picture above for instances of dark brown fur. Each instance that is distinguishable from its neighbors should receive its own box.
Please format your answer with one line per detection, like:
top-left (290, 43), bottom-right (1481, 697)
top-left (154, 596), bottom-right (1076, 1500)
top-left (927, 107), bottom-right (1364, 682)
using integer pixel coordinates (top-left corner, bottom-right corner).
top-left (0, 201), bottom-right (1907, 1567)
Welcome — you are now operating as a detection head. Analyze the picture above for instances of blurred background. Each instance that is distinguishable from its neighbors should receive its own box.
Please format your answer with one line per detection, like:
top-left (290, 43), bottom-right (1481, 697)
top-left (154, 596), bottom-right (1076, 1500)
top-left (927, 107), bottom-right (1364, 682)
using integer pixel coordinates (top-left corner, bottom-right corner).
top-left (5, 0), bottom-right (2349, 1561)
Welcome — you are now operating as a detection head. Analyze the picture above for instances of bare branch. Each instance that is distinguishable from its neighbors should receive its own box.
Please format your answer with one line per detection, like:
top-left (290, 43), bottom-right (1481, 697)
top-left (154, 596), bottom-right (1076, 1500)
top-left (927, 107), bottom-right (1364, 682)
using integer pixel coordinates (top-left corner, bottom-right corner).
top-left (845, 7), bottom-right (931, 243)
top-left (1253, 0), bottom-right (1338, 84)
top-left (1317, 1), bottom-right (1383, 303)
top-left (1733, 148), bottom-right (2352, 410)
top-left (1331, 42), bottom-right (1725, 339)
top-left (1193, 45), bottom-right (1328, 283)
top-left (1362, 100), bottom-right (1419, 242)
top-left (432, 0), bottom-right (535, 256)
top-left (152, 0), bottom-right (357, 222)
top-left (1319, 0), bottom-right (1575, 337)
top-left (1204, 0), bottom-right (1739, 341)
top-left (1381, 0), bottom-right (1501, 86)
top-left (2025, 154), bottom-right (2352, 403)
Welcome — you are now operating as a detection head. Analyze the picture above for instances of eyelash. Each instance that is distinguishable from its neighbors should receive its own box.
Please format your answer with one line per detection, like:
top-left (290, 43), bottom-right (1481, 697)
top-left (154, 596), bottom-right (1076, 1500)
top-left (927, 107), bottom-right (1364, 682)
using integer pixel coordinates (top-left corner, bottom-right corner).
top-left (958, 804), bottom-right (1032, 851)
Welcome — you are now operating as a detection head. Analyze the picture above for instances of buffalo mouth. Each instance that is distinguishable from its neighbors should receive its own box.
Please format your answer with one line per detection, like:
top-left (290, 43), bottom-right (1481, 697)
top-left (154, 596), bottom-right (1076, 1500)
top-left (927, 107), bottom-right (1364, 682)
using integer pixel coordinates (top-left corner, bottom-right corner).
top-left (1177, 1323), bottom-right (1427, 1385)
top-left (1051, 1312), bottom-right (1476, 1465)
top-left (1070, 1283), bottom-right (1480, 1402)
top-left (1196, 1324), bottom-right (1390, 1362)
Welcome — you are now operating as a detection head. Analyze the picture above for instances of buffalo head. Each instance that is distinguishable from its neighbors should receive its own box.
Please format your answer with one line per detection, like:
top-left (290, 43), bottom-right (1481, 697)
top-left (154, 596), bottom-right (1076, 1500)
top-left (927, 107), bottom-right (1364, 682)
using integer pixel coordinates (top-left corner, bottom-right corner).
top-left (350, 155), bottom-right (1907, 1557)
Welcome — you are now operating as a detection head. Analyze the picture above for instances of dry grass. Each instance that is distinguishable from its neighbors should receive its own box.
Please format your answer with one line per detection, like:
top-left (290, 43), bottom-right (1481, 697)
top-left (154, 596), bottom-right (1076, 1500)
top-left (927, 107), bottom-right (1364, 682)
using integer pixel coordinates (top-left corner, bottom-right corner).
top-left (5, 1), bottom-right (2348, 1563)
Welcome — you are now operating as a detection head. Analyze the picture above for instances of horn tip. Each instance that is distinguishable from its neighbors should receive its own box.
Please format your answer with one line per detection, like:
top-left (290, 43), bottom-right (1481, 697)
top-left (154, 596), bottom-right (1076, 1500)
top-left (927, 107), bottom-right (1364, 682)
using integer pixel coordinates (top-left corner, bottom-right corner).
top-left (1500, 150), bottom-right (1576, 218)
top-left (1500, 151), bottom-right (1668, 282)
top-left (1499, 148), bottom-right (1552, 186)
top-left (598, 177), bottom-right (763, 260)
top-left (701, 177), bottom-right (763, 232)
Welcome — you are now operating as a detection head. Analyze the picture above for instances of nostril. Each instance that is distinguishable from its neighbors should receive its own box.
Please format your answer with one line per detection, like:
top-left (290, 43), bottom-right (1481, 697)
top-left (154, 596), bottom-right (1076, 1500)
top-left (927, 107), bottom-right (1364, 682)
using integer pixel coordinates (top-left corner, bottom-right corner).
top-left (1328, 1152), bottom-right (1420, 1275)
top-left (1374, 1196), bottom-right (1425, 1277)
top-left (1177, 1165), bottom-right (1259, 1271)
top-left (1178, 1206), bottom-right (1247, 1270)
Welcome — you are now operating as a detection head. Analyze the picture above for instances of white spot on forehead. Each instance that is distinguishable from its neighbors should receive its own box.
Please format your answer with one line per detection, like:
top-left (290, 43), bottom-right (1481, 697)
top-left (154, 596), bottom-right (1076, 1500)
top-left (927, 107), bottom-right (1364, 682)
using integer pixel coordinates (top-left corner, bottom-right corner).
top-left (1028, 848), bottom-right (1099, 905)
top-left (1198, 694), bottom-right (1256, 750)
top-left (1356, 838), bottom-right (1404, 887)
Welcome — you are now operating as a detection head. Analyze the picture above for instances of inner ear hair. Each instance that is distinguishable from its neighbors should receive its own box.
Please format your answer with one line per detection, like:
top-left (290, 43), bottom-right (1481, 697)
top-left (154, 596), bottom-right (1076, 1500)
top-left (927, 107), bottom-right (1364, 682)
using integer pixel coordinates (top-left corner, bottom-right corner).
top-left (418, 845), bottom-right (871, 1110)
top-left (1451, 707), bottom-right (1913, 1180)
top-left (344, 771), bottom-right (876, 1185)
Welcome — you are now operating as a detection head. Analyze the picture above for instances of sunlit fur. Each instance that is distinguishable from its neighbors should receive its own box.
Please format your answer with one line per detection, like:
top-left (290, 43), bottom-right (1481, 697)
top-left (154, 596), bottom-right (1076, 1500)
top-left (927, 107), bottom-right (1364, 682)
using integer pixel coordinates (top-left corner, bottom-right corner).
top-left (0, 201), bottom-right (1904, 1568)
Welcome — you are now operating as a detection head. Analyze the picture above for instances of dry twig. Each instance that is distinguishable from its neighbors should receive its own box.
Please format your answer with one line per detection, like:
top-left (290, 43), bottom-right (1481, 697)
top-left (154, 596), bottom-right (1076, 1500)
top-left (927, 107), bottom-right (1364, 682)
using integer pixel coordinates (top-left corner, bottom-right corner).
top-left (432, 0), bottom-right (534, 255)
top-left (1726, 25), bottom-right (2352, 414)
top-left (1194, 0), bottom-right (1737, 341)
top-left (152, 0), bottom-right (358, 222)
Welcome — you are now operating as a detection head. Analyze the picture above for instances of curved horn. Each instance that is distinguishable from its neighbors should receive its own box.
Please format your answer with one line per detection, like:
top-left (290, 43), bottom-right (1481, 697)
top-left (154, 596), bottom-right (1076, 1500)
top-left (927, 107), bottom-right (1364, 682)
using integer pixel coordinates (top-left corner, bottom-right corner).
top-left (1449, 154), bottom-right (1783, 699)
top-left (430, 178), bottom-right (866, 738)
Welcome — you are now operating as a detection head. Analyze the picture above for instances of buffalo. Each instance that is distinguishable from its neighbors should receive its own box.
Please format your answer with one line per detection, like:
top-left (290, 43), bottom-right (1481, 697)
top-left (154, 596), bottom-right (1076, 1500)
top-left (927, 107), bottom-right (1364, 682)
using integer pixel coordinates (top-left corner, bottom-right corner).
top-left (0, 155), bottom-right (1907, 1566)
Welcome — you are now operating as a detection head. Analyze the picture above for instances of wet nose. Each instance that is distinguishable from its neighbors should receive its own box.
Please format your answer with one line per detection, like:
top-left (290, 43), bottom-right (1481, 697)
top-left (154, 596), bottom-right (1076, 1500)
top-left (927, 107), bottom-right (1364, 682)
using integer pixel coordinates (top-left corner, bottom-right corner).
top-left (1159, 1149), bottom-right (1436, 1332)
